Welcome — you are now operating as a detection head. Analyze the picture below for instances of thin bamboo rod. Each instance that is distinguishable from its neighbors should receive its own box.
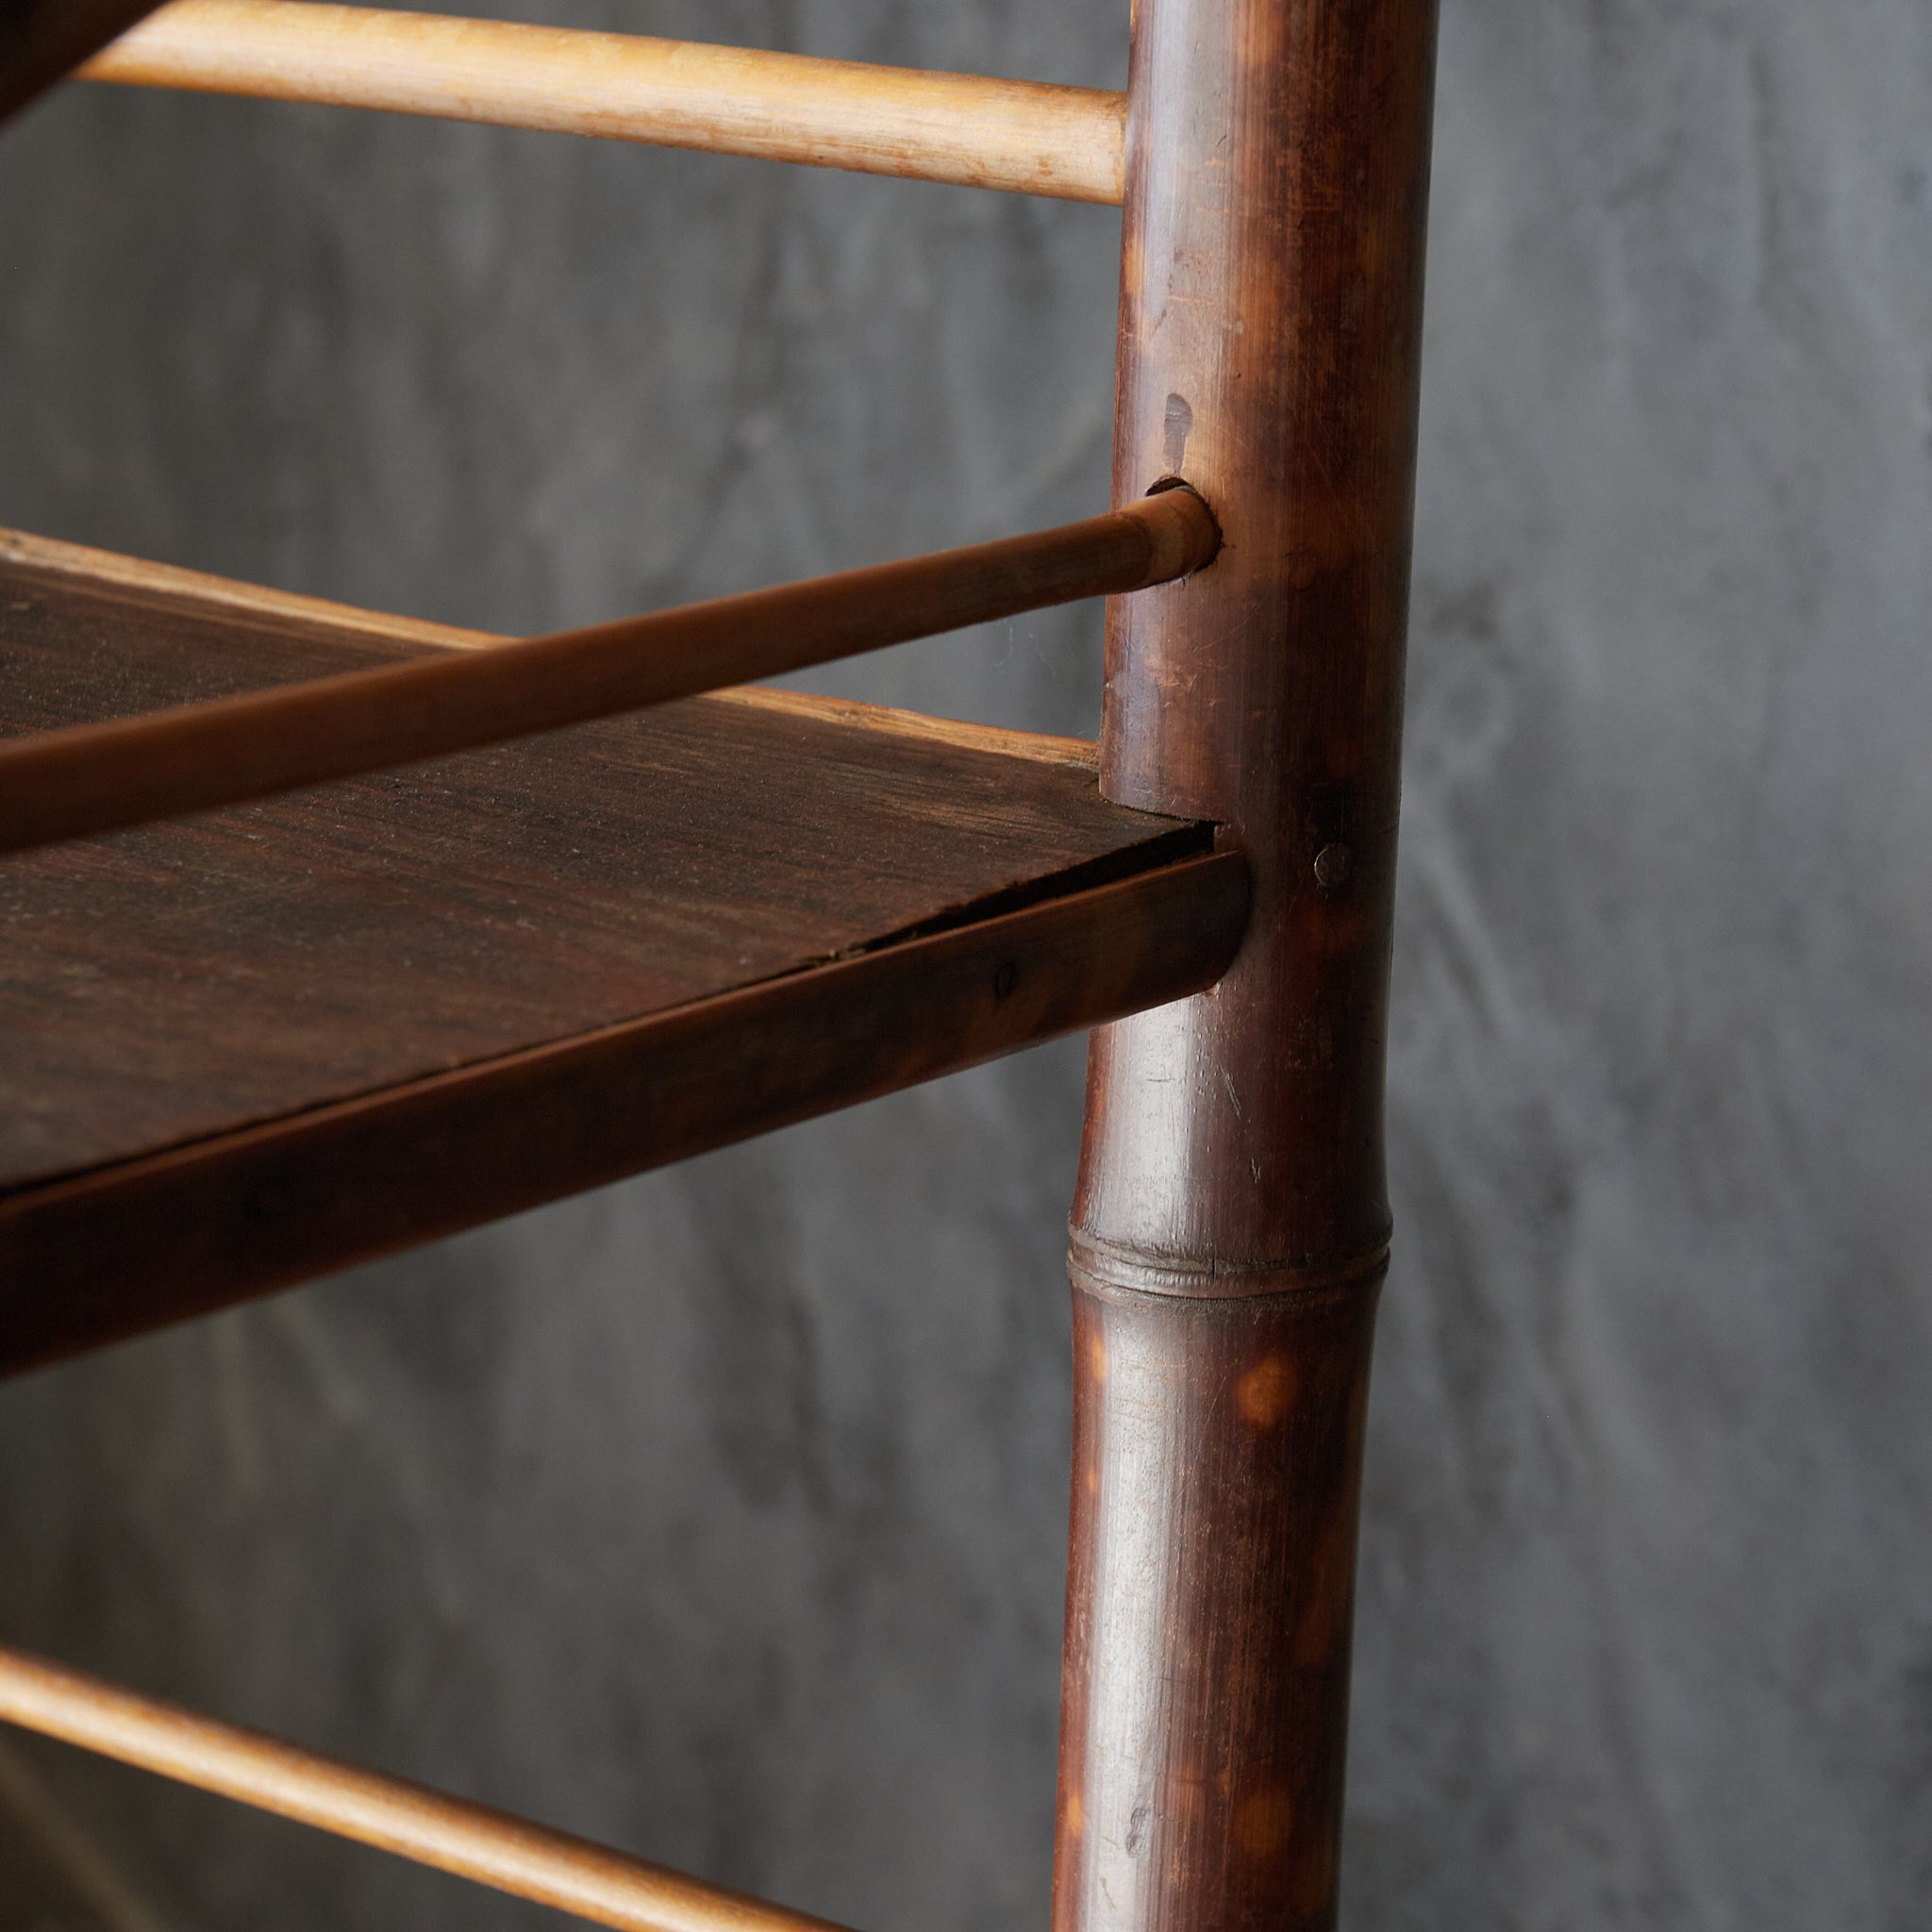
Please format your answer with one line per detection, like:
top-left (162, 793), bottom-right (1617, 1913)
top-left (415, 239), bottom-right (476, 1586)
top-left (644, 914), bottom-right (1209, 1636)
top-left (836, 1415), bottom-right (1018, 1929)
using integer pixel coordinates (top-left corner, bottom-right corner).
top-left (0, 490), bottom-right (1217, 857)
top-left (0, 1641), bottom-right (853, 1932)
top-left (80, 0), bottom-right (1126, 204)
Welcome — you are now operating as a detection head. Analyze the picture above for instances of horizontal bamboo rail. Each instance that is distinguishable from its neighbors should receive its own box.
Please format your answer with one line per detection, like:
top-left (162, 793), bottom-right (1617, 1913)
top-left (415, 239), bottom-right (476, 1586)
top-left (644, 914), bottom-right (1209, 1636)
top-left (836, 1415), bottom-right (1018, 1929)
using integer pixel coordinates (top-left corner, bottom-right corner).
top-left (80, 1), bottom-right (1126, 204)
top-left (0, 490), bottom-right (1218, 856)
top-left (0, 1641), bottom-right (854, 1932)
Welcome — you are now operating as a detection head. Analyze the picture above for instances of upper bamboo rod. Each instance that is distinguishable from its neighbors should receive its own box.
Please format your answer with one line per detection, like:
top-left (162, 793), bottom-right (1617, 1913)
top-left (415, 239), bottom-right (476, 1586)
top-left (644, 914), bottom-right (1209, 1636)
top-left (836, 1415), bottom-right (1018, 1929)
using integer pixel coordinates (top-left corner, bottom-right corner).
top-left (0, 1641), bottom-right (854, 1932)
top-left (0, 490), bottom-right (1217, 857)
top-left (79, 0), bottom-right (1126, 204)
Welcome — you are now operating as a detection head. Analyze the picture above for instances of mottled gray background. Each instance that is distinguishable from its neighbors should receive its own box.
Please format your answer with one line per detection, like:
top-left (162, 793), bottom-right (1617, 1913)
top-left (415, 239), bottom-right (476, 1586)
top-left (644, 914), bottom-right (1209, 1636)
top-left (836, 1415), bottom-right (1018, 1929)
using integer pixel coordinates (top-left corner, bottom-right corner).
top-left (2, 1), bottom-right (1928, 1927)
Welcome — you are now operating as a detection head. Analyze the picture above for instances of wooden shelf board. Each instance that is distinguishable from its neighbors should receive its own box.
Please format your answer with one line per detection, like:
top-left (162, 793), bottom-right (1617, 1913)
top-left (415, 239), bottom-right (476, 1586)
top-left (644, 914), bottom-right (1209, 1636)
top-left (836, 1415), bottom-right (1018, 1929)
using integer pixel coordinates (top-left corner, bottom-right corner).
top-left (0, 541), bottom-right (1246, 1371)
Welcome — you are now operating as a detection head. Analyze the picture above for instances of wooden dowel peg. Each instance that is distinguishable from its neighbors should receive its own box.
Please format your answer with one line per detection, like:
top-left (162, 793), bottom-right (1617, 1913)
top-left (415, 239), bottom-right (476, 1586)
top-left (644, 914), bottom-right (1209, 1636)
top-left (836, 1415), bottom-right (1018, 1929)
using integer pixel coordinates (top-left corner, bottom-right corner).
top-left (81, 1), bottom-right (1127, 204)
top-left (0, 1641), bottom-right (855, 1932)
top-left (0, 490), bottom-right (1217, 858)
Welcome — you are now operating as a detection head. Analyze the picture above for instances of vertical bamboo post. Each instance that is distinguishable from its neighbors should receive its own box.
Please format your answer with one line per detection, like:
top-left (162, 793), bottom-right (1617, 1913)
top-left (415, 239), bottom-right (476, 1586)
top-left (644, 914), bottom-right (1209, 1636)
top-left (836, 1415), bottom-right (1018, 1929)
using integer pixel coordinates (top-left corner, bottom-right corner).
top-left (1054, 1), bottom-right (1440, 1929)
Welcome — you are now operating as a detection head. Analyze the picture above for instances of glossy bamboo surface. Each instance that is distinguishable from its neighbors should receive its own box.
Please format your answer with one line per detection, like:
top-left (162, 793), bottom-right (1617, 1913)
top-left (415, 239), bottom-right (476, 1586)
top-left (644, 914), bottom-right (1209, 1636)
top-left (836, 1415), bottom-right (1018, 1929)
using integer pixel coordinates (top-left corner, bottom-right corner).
top-left (1082, 2), bottom-right (1438, 1275)
top-left (82, 0), bottom-right (1127, 203)
top-left (1056, 0), bottom-right (1441, 1928)
top-left (0, 1641), bottom-right (856, 1932)
top-left (1056, 1275), bottom-right (1382, 1932)
top-left (0, 490), bottom-right (1216, 857)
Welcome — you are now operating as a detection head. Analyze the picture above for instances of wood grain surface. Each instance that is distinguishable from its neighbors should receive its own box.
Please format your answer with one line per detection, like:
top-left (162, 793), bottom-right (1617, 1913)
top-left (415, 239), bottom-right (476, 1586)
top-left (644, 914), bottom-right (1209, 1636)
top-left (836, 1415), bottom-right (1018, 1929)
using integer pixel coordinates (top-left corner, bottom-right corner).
top-left (0, 524), bottom-right (1104, 771)
top-left (0, 554), bottom-right (1245, 1372)
top-left (82, 0), bottom-right (1127, 203)
top-left (0, 491), bottom-right (1216, 855)
top-left (1053, 1), bottom-right (1441, 1929)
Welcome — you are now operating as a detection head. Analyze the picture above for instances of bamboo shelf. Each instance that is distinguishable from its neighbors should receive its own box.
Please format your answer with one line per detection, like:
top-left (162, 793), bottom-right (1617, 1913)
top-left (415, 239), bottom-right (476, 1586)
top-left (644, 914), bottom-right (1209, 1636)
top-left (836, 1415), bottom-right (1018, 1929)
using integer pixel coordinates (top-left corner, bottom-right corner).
top-left (0, 0), bottom-right (1442, 1925)
top-left (0, 534), bottom-right (1243, 1374)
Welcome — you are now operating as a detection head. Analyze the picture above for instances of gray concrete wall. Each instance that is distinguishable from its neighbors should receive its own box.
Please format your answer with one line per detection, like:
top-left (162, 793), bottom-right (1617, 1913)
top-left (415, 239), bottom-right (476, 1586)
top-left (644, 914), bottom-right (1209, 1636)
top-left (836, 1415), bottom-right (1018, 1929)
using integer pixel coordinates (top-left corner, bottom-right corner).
top-left (1, 3), bottom-right (1927, 1928)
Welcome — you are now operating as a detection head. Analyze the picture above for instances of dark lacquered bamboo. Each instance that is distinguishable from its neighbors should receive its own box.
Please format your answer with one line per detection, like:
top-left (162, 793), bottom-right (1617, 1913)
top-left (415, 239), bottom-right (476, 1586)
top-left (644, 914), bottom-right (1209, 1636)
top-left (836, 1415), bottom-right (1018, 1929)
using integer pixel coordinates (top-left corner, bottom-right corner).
top-left (1054, 1), bottom-right (1441, 1929)
top-left (0, 1), bottom-right (163, 124)
top-left (0, 490), bottom-right (1215, 857)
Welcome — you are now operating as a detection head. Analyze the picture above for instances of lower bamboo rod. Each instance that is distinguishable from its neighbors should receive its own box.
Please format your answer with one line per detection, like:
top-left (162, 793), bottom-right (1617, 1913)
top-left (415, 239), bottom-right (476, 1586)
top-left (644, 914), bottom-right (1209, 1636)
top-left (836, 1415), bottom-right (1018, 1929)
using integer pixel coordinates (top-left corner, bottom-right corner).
top-left (0, 1641), bottom-right (854, 1932)
top-left (80, 0), bottom-right (1126, 204)
top-left (0, 490), bottom-right (1216, 857)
